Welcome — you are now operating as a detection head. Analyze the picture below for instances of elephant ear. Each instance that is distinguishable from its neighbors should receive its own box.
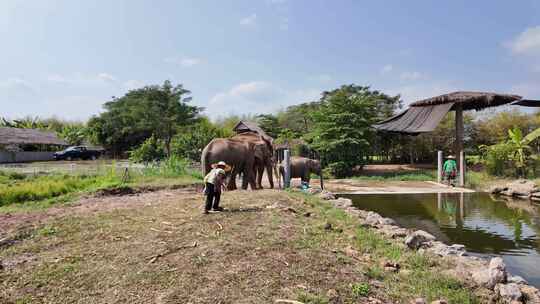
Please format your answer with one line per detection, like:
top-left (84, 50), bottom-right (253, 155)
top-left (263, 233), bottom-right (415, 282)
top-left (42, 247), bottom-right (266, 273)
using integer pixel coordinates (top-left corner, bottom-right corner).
top-left (254, 144), bottom-right (265, 160)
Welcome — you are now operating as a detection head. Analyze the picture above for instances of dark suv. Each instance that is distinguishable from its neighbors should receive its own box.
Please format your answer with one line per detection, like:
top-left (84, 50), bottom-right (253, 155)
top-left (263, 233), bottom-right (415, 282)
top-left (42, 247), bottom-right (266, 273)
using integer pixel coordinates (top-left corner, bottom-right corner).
top-left (53, 146), bottom-right (102, 161)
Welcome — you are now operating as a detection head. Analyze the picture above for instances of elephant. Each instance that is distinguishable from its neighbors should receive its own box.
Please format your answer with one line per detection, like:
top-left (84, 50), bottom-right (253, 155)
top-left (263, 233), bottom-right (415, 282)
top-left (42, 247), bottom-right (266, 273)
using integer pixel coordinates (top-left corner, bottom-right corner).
top-left (231, 131), bottom-right (275, 189)
top-left (201, 138), bottom-right (262, 190)
top-left (278, 156), bottom-right (324, 189)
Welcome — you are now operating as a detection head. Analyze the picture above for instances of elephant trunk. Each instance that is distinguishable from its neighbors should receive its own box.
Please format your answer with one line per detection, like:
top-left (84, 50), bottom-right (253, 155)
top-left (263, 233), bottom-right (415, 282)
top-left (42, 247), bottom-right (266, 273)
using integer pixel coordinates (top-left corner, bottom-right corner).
top-left (319, 171), bottom-right (324, 190)
top-left (201, 146), bottom-right (209, 177)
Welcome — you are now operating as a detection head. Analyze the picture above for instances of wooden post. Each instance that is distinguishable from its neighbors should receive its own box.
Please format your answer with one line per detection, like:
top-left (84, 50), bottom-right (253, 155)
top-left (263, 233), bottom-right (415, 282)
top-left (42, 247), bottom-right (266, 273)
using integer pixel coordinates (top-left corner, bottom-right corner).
top-left (437, 150), bottom-right (443, 184)
top-left (455, 105), bottom-right (465, 187)
top-left (284, 149), bottom-right (291, 188)
top-left (459, 150), bottom-right (465, 187)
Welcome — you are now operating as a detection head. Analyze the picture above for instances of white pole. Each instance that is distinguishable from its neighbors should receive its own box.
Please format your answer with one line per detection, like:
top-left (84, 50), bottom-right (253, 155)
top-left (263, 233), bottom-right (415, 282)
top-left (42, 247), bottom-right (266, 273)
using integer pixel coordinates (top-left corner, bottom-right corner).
top-left (437, 150), bottom-right (443, 184)
top-left (459, 150), bottom-right (465, 187)
top-left (284, 149), bottom-right (291, 188)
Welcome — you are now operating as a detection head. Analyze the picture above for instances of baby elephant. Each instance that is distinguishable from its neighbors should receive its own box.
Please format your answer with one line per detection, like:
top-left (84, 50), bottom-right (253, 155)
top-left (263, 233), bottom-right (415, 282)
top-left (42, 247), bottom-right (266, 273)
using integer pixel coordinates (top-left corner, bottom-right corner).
top-left (279, 156), bottom-right (323, 189)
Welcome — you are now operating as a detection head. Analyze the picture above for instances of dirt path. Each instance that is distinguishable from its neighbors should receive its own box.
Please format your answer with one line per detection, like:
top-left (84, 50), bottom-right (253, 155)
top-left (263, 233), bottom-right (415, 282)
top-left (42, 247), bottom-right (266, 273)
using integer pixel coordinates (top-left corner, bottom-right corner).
top-left (0, 188), bottom-right (478, 303)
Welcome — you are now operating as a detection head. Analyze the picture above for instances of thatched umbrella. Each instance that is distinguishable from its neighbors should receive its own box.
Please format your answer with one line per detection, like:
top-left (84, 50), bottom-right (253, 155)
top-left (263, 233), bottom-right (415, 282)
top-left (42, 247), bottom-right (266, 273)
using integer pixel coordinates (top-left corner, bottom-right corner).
top-left (376, 91), bottom-right (528, 187)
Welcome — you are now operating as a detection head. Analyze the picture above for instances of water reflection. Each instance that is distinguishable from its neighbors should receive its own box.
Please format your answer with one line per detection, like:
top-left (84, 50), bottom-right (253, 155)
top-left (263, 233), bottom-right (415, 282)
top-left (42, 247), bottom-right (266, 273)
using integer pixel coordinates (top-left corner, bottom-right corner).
top-left (341, 192), bottom-right (540, 287)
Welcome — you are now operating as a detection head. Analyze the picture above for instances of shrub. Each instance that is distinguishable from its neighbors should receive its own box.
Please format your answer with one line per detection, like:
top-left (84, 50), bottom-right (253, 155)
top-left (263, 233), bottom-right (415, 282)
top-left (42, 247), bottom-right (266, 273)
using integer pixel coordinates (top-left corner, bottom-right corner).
top-left (480, 142), bottom-right (515, 176)
top-left (326, 161), bottom-right (352, 178)
top-left (139, 155), bottom-right (195, 178)
top-left (129, 135), bottom-right (166, 163)
top-left (351, 282), bottom-right (370, 297)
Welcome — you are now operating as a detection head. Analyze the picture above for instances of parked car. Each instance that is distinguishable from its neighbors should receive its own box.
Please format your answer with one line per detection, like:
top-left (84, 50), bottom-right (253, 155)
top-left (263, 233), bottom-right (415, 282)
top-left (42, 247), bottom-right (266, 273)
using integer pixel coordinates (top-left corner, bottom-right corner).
top-left (53, 146), bottom-right (102, 161)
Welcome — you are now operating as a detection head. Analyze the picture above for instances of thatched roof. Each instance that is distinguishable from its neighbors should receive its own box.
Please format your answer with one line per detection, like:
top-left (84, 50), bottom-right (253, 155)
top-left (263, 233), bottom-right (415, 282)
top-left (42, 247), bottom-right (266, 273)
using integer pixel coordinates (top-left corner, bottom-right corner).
top-left (410, 91), bottom-right (522, 111)
top-left (0, 127), bottom-right (68, 146)
top-left (233, 120), bottom-right (273, 142)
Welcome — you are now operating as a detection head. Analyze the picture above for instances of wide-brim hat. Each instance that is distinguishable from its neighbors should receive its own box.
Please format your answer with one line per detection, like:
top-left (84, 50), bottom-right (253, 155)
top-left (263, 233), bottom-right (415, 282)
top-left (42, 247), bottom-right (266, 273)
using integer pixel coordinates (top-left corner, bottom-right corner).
top-left (211, 161), bottom-right (232, 172)
top-left (447, 155), bottom-right (456, 159)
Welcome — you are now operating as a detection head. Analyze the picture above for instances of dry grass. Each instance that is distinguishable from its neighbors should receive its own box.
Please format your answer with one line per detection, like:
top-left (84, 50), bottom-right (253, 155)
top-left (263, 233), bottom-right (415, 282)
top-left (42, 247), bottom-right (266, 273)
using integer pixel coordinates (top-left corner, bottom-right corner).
top-left (0, 189), bottom-right (479, 304)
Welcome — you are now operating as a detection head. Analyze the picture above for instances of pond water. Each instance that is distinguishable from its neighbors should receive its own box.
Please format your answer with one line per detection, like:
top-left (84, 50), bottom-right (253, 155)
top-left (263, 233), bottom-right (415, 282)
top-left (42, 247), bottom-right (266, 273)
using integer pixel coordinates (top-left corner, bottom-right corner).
top-left (340, 192), bottom-right (540, 288)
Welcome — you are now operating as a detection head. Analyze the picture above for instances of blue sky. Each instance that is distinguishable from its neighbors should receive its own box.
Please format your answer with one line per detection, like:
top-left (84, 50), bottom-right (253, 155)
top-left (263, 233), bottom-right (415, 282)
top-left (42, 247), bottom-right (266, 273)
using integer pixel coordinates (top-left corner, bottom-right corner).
top-left (1, 0), bottom-right (539, 120)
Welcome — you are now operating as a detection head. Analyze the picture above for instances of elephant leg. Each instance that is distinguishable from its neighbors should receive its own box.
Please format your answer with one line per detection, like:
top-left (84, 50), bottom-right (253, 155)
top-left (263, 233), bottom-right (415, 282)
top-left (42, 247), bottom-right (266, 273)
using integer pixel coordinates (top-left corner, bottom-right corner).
top-left (266, 164), bottom-right (274, 189)
top-left (228, 171), bottom-right (237, 190)
top-left (257, 166), bottom-right (264, 189)
top-left (242, 167), bottom-right (257, 190)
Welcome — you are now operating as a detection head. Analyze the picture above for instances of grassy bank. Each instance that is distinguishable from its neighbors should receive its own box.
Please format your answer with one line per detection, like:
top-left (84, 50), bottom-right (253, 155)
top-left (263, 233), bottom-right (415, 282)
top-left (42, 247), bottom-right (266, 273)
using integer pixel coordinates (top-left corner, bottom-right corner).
top-left (1, 189), bottom-right (479, 303)
top-left (350, 170), bottom-right (437, 181)
top-left (0, 158), bottom-right (202, 212)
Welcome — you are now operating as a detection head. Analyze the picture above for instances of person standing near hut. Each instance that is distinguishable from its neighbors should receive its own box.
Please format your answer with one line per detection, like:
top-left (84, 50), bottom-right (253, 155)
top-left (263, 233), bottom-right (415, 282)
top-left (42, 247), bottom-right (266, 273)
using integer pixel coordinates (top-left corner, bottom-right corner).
top-left (203, 161), bottom-right (230, 214)
top-left (443, 155), bottom-right (458, 186)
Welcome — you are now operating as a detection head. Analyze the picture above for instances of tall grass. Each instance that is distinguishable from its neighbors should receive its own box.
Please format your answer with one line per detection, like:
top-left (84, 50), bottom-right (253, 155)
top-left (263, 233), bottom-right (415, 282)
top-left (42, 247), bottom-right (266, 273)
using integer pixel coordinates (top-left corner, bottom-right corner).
top-left (0, 173), bottom-right (121, 206)
top-left (136, 155), bottom-right (202, 180)
top-left (0, 157), bottom-right (202, 208)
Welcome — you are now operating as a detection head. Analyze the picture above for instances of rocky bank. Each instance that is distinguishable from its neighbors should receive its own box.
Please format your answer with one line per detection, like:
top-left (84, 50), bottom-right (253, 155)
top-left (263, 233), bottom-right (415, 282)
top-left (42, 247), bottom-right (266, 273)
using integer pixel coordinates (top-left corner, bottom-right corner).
top-left (306, 188), bottom-right (540, 304)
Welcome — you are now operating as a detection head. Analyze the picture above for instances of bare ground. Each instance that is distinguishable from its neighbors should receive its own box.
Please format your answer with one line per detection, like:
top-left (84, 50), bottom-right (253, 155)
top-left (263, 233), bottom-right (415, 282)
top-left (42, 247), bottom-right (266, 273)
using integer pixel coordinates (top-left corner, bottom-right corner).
top-left (0, 188), bottom-right (478, 304)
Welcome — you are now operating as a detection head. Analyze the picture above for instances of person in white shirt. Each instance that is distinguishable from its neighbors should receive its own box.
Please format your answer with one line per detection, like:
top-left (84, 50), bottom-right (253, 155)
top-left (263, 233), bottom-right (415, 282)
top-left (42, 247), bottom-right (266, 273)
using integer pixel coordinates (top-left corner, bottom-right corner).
top-left (203, 161), bottom-right (230, 214)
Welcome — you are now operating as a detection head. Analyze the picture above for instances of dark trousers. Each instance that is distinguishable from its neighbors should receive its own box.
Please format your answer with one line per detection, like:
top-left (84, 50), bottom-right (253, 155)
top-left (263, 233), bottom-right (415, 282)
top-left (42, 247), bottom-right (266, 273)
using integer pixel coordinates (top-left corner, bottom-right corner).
top-left (205, 182), bottom-right (221, 211)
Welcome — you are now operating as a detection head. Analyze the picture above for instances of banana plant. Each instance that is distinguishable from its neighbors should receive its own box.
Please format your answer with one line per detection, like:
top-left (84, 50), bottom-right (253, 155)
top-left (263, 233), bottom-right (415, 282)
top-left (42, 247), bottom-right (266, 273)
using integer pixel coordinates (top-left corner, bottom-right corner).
top-left (507, 127), bottom-right (530, 175)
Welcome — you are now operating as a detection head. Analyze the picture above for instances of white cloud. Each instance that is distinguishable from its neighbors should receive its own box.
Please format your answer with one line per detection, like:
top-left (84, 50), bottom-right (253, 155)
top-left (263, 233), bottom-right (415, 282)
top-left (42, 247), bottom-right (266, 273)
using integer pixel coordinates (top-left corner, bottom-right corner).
top-left (399, 71), bottom-right (424, 81)
top-left (164, 56), bottom-right (202, 67)
top-left (507, 26), bottom-right (540, 56)
top-left (380, 64), bottom-right (393, 74)
top-left (97, 72), bottom-right (116, 82)
top-left (240, 14), bottom-right (257, 26)
top-left (123, 80), bottom-right (145, 90)
top-left (207, 81), bottom-right (321, 118)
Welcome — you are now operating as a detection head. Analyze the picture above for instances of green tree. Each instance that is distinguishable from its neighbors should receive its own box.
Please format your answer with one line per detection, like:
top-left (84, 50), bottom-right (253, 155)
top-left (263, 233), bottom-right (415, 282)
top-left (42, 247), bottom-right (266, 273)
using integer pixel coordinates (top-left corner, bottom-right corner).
top-left (58, 125), bottom-right (88, 146)
top-left (308, 85), bottom-right (399, 177)
top-left (276, 102), bottom-right (321, 137)
top-left (88, 80), bottom-right (200, 156)
top-left (171, 117), bottom-right (228, 161)
top-left (256, 114), bottom-right (280, 138)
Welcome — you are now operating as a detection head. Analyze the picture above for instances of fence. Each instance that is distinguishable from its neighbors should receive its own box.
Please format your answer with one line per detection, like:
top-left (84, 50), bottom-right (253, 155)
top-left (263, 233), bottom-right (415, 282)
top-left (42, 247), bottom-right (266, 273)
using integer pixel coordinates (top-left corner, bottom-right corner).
top-left (0, 151), bottom-right (55, 163)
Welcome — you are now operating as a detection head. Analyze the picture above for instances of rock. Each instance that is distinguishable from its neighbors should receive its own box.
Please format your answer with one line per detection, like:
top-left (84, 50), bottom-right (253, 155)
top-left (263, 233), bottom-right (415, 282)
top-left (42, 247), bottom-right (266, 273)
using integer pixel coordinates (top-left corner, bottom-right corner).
top-left (404, 230), bottom-right (436, 249)
top-left (490, 257), bottom-right (507, 277)
top-left (502, 180), bottom-right (538, 197)
top-left (329, 197), bottom-right (353, 208)
top-left (430, 242), bottom-right (466, 257)
top-left (490, 186), bottom-right (506, 194)
top-left (380, 260), bottom-right (400, 272)
top-left (520, 285), bottom-right (540, 303)
top-left (472, 257), bottom-right (507, 289)
top-left (365, 212), bottom-right (383, 226)
top-left (380, 217), bottom-right (396, 225)
top-left (430, 300), bottom-right (447, 304)
top-left (379, 225), bottom-right (408, 238)
top-left (303, 212), bottom-right (311, 217)
top-left (318, 190), bottom-right (336, 200)
top-left (508, 275), bottom-right (527, 285)
top-left (410, 298), bottom-right (426, 304)
top-left (324, 223), bottom-right (332, 230)
top-left (495, 283), bottom-right (522, 303)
